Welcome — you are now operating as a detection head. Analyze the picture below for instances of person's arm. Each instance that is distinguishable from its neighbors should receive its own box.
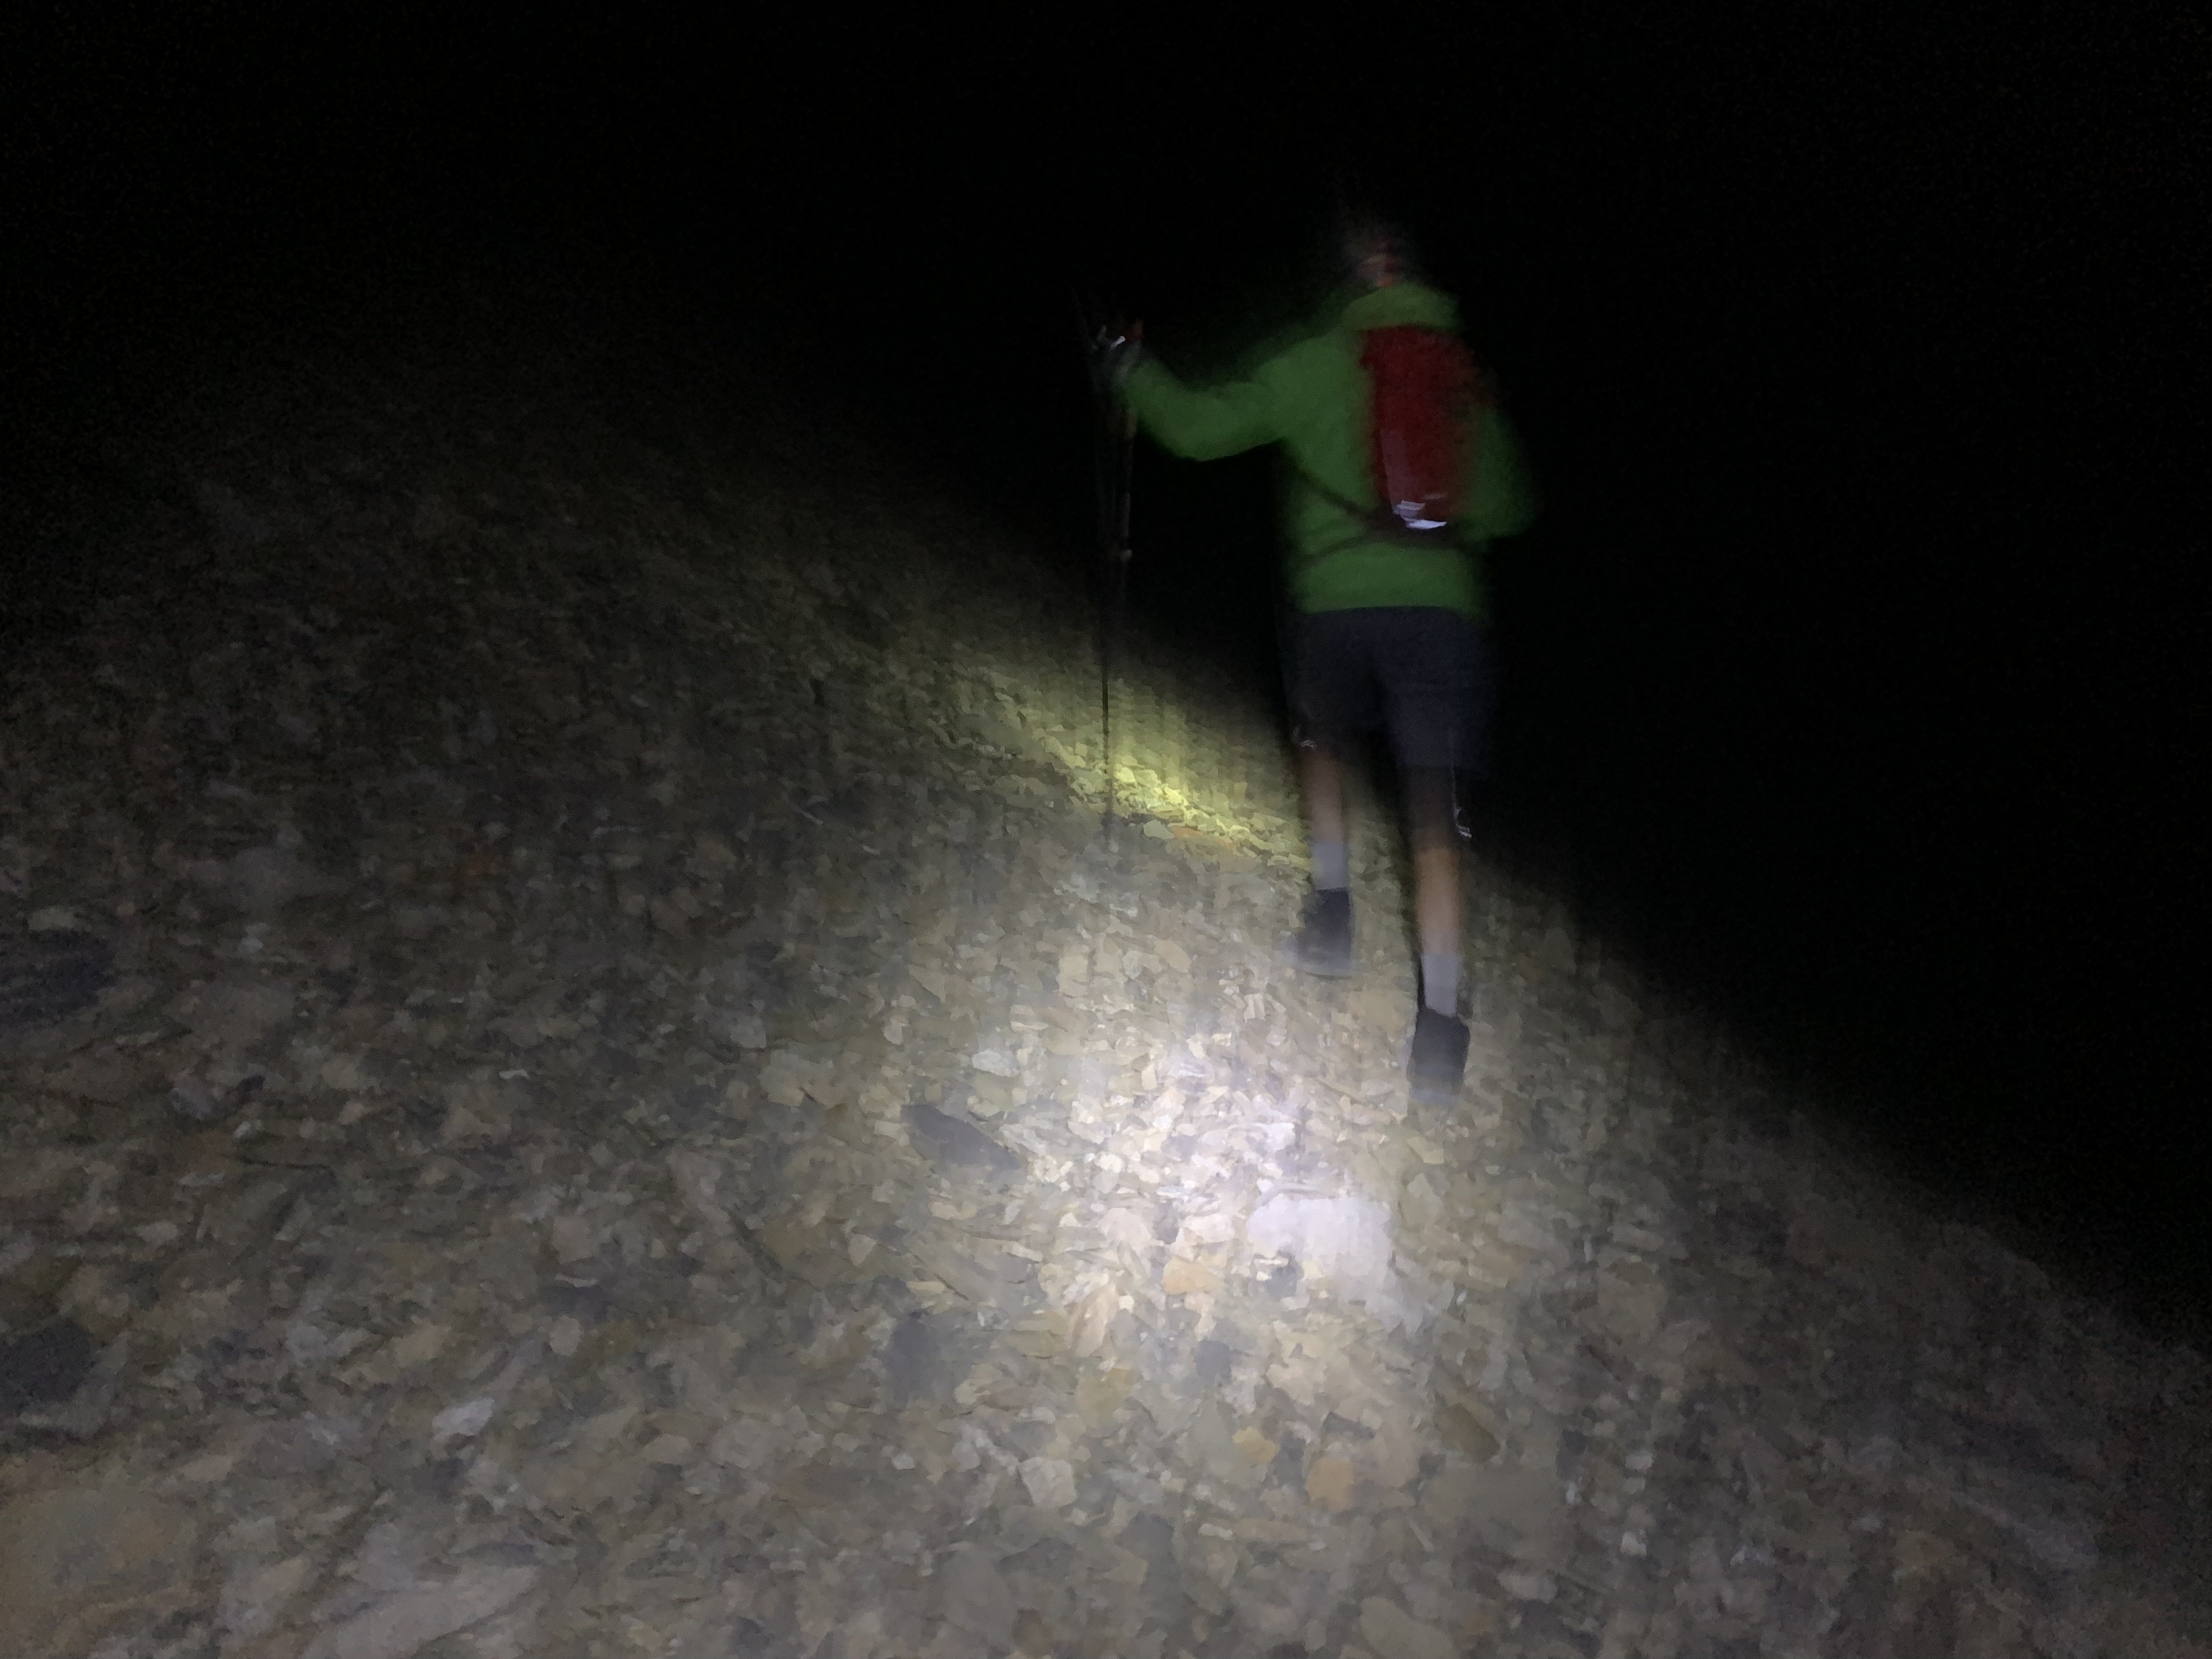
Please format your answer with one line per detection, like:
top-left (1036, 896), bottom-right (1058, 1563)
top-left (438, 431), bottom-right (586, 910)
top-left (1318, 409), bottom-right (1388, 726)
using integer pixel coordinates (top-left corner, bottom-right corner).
top-left (1122, 356), bottom-right (1282, 461)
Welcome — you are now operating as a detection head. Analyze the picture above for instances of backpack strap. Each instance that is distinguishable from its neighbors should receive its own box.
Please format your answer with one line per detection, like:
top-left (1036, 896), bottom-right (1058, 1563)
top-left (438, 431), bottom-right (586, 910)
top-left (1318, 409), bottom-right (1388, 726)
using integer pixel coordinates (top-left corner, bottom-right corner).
top-left (1292, 465), bottom-right (1464, 555)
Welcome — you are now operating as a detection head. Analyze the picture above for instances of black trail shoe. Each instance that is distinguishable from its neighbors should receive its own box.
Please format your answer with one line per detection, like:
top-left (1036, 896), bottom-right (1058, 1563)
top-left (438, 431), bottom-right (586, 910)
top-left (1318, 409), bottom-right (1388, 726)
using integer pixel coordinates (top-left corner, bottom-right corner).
top-left (1409, 1007), bottom-right (1470, 1106)
top-left (1289, 888), bottom-right (1354, 977)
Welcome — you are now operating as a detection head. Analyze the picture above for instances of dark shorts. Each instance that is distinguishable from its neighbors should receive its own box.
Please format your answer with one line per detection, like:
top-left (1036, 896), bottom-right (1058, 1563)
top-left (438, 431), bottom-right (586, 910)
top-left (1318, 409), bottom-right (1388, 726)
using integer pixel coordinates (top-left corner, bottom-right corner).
top-left (1287, 607), bottom-right (1497, 777)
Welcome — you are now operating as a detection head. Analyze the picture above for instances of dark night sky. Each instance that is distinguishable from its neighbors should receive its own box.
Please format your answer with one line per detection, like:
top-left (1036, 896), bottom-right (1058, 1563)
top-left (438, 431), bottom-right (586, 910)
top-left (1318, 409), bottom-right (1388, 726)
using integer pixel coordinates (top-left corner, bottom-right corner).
top-left (5, 8), bottom-right (2205, 1326)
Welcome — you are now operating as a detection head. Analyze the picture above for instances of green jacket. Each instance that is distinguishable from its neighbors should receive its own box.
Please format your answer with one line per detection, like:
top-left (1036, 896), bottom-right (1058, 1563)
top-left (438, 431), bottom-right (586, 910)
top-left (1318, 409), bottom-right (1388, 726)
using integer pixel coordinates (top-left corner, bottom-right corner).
top-left (1122, 281), bottom-right (1536, 620)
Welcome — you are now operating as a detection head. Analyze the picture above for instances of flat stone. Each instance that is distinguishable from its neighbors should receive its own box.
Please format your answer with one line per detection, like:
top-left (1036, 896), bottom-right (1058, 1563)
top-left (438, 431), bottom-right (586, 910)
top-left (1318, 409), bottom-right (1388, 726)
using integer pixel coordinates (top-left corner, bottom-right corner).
top-left (1305, 1455), bottom-right (1357, 1513)
top-left (304, 1563), bottom-right (539, 1659)
top-left (884, 1311), bottom-right (949, 1404)
top-left (0, 929), bottom-right (112, 1034)
top-left (1436, 1402), bottom-right (1499, 1462)
top-left (940, 1544), bottom-right (1015, 1647)
top-left (0, 1318), bottom-right (98, 1415)
top-left (1019, 1455), bottom-right (1076, 1509)
top-left (1162, 1257), bottom-right (1221, 1296)
top-left (903, 1101), bottom-right (1024, 1178)
top-left (0, 1486), bottom-right (201, 1654)
top-left (1359, 1595), bottom-right (1455, 1659)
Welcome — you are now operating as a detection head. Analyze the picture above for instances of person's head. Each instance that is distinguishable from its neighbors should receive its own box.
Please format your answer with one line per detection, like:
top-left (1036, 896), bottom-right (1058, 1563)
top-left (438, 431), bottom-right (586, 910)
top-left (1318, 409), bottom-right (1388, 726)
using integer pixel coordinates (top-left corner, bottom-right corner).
top-left (1341, 217), bottom-right (1419, 290)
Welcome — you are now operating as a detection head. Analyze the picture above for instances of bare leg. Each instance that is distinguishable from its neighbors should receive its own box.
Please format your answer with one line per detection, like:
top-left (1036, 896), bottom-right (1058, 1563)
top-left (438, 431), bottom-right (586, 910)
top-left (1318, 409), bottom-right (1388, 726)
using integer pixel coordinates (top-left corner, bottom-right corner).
top-left (1298, 744), bottom-right (1346, 851)
top-left (1403, 765), bottom-right (1466, 1017)
top-left (1289, 744), bottom-right (1355, 974)
top-left (1406, 800), bottom-right (1472, 1097)
top-left (1412, 839), bottom-right (1461, 961)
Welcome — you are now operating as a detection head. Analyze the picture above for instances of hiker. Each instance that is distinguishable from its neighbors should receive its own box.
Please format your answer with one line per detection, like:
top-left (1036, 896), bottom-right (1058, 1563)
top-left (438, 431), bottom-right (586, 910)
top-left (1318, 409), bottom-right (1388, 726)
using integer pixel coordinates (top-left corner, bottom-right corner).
top-left (1096, 218), bottom-right (1537, 1104)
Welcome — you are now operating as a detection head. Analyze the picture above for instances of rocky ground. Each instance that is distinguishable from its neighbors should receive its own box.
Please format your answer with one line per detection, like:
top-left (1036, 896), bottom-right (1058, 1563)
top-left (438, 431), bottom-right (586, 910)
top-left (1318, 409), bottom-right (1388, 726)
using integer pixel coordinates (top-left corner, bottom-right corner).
top-left (3, 345), bottom-right (2208, 1659)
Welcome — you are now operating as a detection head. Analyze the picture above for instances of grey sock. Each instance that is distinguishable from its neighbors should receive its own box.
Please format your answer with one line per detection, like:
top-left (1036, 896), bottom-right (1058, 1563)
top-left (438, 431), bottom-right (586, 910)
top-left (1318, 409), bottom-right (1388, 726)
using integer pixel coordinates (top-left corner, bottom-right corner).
top-left (1421, 951), bottom-right (1461, 1016)
top-left (1311, 839), bottom-right (1349, 891)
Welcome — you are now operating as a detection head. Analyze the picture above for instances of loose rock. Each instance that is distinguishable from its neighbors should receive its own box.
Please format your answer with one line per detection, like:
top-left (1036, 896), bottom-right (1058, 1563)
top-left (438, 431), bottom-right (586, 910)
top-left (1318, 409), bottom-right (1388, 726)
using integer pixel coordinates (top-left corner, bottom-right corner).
top-left (0, 330), bottom-right (2201, 1659)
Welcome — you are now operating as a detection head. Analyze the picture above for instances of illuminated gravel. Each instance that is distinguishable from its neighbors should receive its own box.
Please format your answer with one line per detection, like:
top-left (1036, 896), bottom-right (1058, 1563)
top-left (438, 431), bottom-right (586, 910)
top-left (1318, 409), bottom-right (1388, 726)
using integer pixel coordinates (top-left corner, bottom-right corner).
top-left (2, 356), bottom-right (2205, 1658)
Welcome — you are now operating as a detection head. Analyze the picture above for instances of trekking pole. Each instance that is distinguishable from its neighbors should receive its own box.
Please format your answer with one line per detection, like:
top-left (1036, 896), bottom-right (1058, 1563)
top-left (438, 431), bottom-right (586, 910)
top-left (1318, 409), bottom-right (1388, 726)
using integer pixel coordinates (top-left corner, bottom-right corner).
top-left (1103, 354), bottom-right (1137, 847)
top-left (1075, 294), bottom-right (1139, 846)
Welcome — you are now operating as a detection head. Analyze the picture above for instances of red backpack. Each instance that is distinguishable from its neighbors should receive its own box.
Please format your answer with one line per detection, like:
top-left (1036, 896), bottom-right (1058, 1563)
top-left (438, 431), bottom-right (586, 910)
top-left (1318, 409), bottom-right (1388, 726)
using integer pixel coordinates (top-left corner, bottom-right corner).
top-left (1359, 325), bottom-right (1487, 537)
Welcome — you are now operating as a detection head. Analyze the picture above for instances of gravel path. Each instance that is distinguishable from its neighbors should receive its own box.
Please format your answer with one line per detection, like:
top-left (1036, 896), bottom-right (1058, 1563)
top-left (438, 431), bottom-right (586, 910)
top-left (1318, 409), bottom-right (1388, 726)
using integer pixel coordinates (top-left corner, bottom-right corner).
top-left (2, 354), bottom-right (2205, 1658)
